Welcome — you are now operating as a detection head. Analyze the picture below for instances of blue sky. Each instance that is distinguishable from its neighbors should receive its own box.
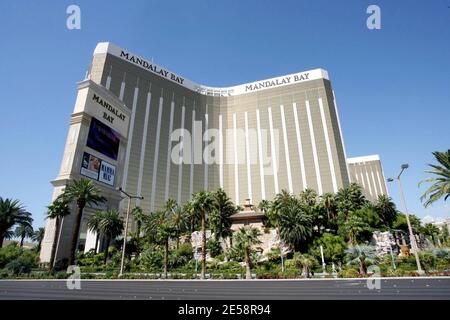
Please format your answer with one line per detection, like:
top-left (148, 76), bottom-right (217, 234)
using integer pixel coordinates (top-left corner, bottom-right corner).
top-left (0, 0), bottom-right (449, 229)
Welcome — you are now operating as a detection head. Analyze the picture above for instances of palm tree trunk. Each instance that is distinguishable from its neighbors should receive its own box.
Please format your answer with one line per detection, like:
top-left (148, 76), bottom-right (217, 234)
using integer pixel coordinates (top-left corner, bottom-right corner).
top-left (94, 232), bottom-right (99, 253)
top-left (201, 212), bottom-right (206, 280)
top-left (164, 239), bottom-right (169, 278)
top-left (359, 258), bottom-right (367, 275)
top-left (49, 217), bottom-right (61, 271)
top-left (20, 236), bottom-right (24, 247)
top-left (0, 235), bottom-right (4, 248)
top-left (103, 235), bottom-right (110, 265)
top-left (303, 266), bottom-right (308, 278)
top-left (69, 201), bottom-right (85, 265)
top-left (245, 249), bottom-right (251, 280)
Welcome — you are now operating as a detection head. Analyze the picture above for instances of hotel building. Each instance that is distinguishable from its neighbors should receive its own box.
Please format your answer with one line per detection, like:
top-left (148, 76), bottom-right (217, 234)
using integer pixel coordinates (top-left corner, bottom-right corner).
top-left (40, 42), bottom-right (385, 263)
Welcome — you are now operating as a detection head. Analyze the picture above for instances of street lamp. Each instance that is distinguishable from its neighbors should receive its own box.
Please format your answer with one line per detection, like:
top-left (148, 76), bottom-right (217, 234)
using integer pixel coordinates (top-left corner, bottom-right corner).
top-left (387, 164), bottom-right (424, 275)
top-left (118, 187), bottom-right (143, 277)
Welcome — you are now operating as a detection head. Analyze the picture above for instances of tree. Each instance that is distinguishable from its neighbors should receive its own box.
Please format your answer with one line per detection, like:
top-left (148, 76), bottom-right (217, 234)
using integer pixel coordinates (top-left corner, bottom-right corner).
top-left (419, 150), bottom-right (450, 207)
top-left (345, 245), bottom-right (376, 275)
top-left (258, 199), bottom-right (273, 228)
top-left (299, 189), bottom-right (318, 207)
top-left (272, 190), bottom-right (300, 268)
top-left (393, 213), bottom-right (422, 234)
top-left (374, 195), bottom-right (397, 229)
top-left (190, 191), bottom-right (214, 279)
top-left (0, 197), bottom-right (33, 248)
top-left (210, 188), bottom-right (237, 242)
top-left (97, 210), bottom-right (123, 265)
top-left (171, 205), bottom-right (188, 249)
top-left (310, 233), bottom-right (346, 264)
top-left (335, 183), bottom-right (366, 218)
top-left (32, 227), bottom-right (45, 252)
top-left (421, 223), bottom-right (440, 246)
top-left (231, 227), bottom-right (262, 279)
top-left (14, 224), bottom-right (34, 247)
top-left (340, 213), bottom-right (371, 245)
top-left (63, 179), bottom-right (106, 265)
top-left (293, 253), bottom-right (316, 278)
top-left (45, 196), bottom-right (70, 271)
top-left (86, 211), bottom-right (103, 253)
top-left (321, 192), bottom-right (337, 226)
top-left (278, 202), bottom-right (313, 252)
top-left (131, 206), bottom-right (146, 239)
top-left (142, 209), bottom-right (175, 277)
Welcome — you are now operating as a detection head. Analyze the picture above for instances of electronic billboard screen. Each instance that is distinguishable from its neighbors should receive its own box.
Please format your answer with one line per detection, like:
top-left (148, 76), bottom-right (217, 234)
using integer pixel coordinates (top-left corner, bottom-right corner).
top-left (86, 117), bottom-right (120, 160)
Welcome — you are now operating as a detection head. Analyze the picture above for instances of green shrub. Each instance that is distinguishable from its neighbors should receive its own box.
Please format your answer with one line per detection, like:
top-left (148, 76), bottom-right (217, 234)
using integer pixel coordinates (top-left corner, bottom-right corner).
top-left (338, 267), bottom-right (360, 278)
top-left (140, 246), bottom-right (163, 270)
top-left (5, 257), bottom-right (33, 275)
top-left (0, 244), bottom-right (31, 268)
top-left (207, 239), bottom-right (222, 258)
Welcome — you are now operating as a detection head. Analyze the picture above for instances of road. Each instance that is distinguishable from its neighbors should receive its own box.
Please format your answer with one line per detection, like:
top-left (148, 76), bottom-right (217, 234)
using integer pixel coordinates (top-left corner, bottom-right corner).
top-left (0, 277), bottom-right (449, 299)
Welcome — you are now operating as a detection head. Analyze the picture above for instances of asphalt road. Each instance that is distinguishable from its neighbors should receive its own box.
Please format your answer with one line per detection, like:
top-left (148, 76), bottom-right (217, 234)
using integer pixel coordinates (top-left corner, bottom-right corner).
top-left (0, 277), bottom-right (449, 300)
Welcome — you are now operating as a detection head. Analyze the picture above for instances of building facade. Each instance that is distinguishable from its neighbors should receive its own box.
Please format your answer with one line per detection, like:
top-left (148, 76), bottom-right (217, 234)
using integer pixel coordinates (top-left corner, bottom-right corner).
top-left (347, 155), bottom-right (388, 202)
top-left (40, 42), bottom-right (377, 263)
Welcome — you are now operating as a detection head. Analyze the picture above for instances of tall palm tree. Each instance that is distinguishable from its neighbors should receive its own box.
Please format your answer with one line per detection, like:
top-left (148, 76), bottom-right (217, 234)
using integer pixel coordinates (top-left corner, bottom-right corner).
top-left (335, 183), bottom-right (366, 218)
top-left (87, 211), bottom-right (103, 253)
top-left (46, 196), bottom-right (71, 271)
top-left (97, 210), bottom-right (124, 264)
top-left (14, 224), bottom-right (34, 247)
top-left (210, 188), bottom-right (237, 242)
top-left (345, 245), bottom-right (376, 275)
top-left (419, 150), bottom-right (450, 207)
top-left (0, 197), bottom-right (33, 248)
top-left (321, 192), bottom-right (337, 223)
top-left (422, 223), bottom-right (440, 246)
top-left (131, 206), bottom-right (146, 239)
top-left (32, 227), bottom-right (45, 252)
top-left (63, 179), bottom-right (106, 265)
top-left (142, 210), bottom-right (175, 277)
top-left (171, 205), bottom-right (188, 249)
top-left (341, 214), bottom-right (370, 245)
top-left (232, 227), bottom-right (262, 279)
top-left (190, 191), bottom-right (214, 279)
top-left (374, 195), bottom-right (397, 228)
top-left (278, 202), bottom-right (313, 252)
top-left (293, 253), bottom-right (316, 278)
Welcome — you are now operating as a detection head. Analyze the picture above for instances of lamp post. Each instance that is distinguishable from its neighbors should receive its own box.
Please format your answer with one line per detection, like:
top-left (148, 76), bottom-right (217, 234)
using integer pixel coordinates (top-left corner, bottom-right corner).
top-left (118, 187), bottom-right (143, 277)
top-left (387, 164), bottom-right (423, 275)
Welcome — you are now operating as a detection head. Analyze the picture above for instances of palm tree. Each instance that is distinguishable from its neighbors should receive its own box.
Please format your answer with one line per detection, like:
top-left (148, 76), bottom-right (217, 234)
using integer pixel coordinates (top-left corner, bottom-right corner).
top-left (293, 253), bottom-right (316, 278)
top-left (171, 205), bottom-right (188, 249)
top-left (278, 202), bottom-right (313, 252)
top-left (299, 189), bottom-right (318, 207)
top-left (32, 227), bottom-right (45, 251)
top-left (131, 206), bottom-right (146, 239)
top-left (0, 197), bottom-right (33, 248)
top-left (190, 191), bottom-right (214, 279)
top-left (87, 211), bottom-right (103, 253)
top-left (335, 183), bottom-right (366, 218)
top-left (210, 188), bottom-right (237, 243)
top-left (321, 192), bottom-right (337, 223)
top-left (142, 210), bottom-right (175, 277)
top-left (63, 179), bottom-right (106, 265)
top-left (232, 227), bottom-right (262, 279)
top-left (97, 210), bottom-right (124, 264)
top-left (14, 224), bottom-right (34, 247)
top-left (46, 196), bottom-right (71, 270)
top-left (341, 214), bottom-right (370, 245)
top-left (374, 195), bottom-right (397, 228)
top-left (345, 245), bottom-right (376, 275)
top-left (419, 150), bottom-right (450, 207)
top-left (422, 223), bottom-right (440, 246)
